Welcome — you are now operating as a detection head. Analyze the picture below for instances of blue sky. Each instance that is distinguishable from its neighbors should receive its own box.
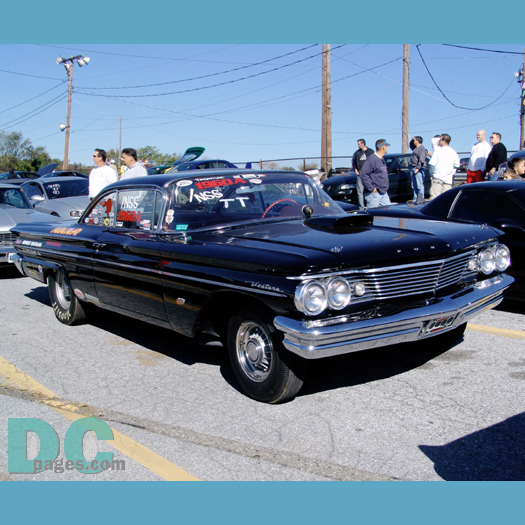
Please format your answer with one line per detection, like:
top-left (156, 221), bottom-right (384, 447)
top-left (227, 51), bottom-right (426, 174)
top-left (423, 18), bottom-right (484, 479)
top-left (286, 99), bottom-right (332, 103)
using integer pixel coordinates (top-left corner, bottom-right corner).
top-left (1, 44), bottom-right (524, 169)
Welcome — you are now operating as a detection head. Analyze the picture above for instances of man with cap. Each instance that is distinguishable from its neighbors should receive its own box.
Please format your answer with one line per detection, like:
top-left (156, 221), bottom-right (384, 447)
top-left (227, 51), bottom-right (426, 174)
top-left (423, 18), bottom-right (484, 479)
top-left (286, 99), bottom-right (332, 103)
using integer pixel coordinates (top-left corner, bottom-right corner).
top-left (360, 139), bottom-right (391, 208)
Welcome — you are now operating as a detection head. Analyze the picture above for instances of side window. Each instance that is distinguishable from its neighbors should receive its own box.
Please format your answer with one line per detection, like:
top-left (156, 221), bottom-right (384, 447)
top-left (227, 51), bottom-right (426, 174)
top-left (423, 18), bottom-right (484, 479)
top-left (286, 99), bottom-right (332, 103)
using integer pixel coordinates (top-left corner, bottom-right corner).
top-left (115, 189), bottom-right (158, 230)
top-left (450, 190), bottom-right (524, 224)
top-left (84, 192), bottom-right (116, 227)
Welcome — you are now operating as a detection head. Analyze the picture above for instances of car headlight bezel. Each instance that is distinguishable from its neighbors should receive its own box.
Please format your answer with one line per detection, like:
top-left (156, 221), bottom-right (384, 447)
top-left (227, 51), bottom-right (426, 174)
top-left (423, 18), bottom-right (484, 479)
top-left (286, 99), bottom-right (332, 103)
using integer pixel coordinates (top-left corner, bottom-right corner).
top-left (327, 277), bottom-right (351, 310)
top-left (494, 244), bottom-right (511, 272)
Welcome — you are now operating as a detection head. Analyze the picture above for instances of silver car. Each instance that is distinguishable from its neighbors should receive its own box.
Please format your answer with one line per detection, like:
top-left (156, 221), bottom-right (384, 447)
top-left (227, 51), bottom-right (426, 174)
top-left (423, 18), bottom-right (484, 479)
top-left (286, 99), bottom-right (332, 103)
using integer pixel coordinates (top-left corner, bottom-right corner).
top-left (0, 183), bottom-right (61, 267)
top-left (21, 176), bottom-right (90, 219)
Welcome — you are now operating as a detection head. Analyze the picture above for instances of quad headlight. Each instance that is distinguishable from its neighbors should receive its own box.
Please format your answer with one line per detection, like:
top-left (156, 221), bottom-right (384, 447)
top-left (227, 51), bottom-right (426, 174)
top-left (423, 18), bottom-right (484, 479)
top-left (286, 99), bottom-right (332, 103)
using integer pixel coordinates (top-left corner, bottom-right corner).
top-left (295, 277), bottom-right (364, 316)
top-left (494, 244), bottom-right (511, 272)
top-left (468, 243), bottom-right (511, 275)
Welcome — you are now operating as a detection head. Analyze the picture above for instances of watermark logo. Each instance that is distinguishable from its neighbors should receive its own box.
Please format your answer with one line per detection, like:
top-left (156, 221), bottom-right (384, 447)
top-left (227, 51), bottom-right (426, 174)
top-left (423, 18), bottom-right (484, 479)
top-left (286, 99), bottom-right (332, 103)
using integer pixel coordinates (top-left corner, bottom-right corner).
top-left (8, 417), bottom-right (124, 475)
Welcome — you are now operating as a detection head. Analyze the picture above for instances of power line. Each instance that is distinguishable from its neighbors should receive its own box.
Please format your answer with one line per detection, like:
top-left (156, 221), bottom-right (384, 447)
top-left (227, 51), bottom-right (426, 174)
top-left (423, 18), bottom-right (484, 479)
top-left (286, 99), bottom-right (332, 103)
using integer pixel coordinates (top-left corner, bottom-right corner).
top-left (416, 45), bottom-right (516, 111)
top-left (79, 45), bottom-right (319, 90)
top-left (0, 92), bottom-right (68, 131)
top-left (0, 81), bottom-right (67, 115)
top-left (441, 44), bottom-right (524, 55)
top-left (77, 45), bottom-right (347, 99)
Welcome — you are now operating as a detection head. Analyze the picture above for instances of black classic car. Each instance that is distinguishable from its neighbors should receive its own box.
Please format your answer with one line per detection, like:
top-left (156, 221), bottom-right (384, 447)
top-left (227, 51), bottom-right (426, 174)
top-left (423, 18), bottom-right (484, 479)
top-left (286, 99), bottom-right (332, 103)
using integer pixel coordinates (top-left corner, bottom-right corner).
top-left (322, 153), bottom-right (431, 205)
top-left (11, 170), bottom-right (513, 403)
top-left (365, 180), bottom-right (525, 301)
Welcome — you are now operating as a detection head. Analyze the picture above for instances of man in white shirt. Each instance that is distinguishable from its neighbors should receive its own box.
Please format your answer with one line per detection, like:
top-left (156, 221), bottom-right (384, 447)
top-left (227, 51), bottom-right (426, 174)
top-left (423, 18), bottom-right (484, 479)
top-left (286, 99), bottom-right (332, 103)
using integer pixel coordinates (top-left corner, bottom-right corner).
top-left (89, 149), bottom-right (118, 199)
top-left (467, 129), bottom-right (492, 183)
top-left (428, 134), bottom-right (460, 200)
top-left (120, 148), bottom-right (148, 180)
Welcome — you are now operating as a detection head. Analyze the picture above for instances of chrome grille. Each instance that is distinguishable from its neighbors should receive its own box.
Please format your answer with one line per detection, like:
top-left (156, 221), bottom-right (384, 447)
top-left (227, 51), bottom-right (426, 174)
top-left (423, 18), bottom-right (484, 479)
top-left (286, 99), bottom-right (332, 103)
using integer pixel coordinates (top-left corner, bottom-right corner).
top-left (0, 232), bottom-right (16, 246)
top-left (347, 250), bottom-right (476, 301)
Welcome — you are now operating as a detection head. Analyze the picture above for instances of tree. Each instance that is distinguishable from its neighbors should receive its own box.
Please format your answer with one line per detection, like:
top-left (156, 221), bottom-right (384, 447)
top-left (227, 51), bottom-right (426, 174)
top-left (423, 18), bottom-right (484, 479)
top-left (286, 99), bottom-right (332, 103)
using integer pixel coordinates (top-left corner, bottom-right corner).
top-left (301, 162), bottom-right (319, 171)
top-left (18, 146), bottom-right (54, 172)
top-left (0, 131), bottom-right (33, 170)
top-left (106, 146), bottom-right (181, 167)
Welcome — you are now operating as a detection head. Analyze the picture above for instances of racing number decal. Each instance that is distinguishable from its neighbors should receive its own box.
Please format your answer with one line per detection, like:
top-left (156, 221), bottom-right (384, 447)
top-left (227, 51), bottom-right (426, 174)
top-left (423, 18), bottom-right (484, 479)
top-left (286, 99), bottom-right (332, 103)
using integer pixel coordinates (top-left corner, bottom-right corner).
top-left (117, 210), bottom-right (141, 222)
top-left (194, 178), bottom-right (247, 190)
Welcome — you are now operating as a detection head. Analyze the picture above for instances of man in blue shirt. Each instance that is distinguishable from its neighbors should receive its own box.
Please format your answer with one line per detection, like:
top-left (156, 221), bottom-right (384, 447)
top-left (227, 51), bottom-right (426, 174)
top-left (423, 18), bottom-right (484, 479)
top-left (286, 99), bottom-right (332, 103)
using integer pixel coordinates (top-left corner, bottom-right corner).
top-left (360, 139), bottom-right (391, 208)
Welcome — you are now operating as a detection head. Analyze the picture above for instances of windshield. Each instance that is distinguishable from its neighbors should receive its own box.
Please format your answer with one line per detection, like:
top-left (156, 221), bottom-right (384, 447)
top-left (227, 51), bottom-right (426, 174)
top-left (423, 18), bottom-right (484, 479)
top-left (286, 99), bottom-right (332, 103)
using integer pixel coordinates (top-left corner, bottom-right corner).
top-left (165, 172), bottom-right (344, 231)
top-left (0, 188), bottom-right (31, 208)
top-left (43, 179), bottom-right (89, 199)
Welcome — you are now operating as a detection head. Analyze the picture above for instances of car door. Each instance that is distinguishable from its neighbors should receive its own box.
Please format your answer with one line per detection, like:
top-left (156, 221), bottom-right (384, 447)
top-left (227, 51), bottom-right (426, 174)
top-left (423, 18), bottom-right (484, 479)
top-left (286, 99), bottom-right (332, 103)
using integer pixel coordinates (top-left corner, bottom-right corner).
top-left (388, 155), bottom-right (411, 201)
top-left (448, 188), bottom-right (525, 293)
top-left (90, 187), bottom-right (169, 325)
top-left (24, 182), bottom-right (48, 212)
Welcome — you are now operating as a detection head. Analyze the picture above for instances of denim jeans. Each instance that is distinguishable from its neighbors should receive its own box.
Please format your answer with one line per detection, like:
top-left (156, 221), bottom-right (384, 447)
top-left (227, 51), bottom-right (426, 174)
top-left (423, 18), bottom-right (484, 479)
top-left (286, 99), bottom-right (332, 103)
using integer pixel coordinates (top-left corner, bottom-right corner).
top-left (410, 167), bottom-right (425, 202)
top-left (365, 190), bottom-right (391, 208)
top-left (356, 174), bottom-right (365, 208)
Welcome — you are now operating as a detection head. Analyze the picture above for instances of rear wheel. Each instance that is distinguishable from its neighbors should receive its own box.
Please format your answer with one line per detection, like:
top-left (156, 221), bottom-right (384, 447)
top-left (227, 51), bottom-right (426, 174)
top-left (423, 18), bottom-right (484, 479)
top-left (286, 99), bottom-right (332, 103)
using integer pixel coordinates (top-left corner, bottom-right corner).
top-left (227, 306), bottom-right (306, 403)
top-left (48, 272), bottom-right (87, 325)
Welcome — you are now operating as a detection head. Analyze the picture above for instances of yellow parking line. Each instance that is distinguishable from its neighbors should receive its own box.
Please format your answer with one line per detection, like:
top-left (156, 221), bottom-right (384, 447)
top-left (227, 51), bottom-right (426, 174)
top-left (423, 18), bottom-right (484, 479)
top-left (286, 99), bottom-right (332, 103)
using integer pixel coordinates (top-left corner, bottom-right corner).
top-left (467, 324), bottom-right (525, 340)
top-left (0, 356), bottom-right (199, 481)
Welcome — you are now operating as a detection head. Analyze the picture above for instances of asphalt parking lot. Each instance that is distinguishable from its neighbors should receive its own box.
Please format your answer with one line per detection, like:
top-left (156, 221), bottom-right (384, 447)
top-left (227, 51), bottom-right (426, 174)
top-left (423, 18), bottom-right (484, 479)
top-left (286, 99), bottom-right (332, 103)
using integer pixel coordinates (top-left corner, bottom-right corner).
top-left (1, 266), bottom-right (524, 481)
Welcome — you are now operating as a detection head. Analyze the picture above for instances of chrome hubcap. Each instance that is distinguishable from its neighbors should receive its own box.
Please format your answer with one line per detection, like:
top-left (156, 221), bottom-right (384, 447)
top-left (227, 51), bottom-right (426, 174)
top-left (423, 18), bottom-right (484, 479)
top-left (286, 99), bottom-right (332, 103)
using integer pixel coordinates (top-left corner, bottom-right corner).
top-left (236, 321), bottom-right (272, 382)
top-left (55, 274), bottom-right (72, 310)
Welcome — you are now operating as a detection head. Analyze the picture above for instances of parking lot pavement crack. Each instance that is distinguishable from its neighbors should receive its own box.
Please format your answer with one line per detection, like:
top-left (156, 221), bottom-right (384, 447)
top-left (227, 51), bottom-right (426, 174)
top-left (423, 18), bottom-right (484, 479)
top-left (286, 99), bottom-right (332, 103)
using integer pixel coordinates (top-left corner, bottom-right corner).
top-left (0, 383), bottom-right (398, 481)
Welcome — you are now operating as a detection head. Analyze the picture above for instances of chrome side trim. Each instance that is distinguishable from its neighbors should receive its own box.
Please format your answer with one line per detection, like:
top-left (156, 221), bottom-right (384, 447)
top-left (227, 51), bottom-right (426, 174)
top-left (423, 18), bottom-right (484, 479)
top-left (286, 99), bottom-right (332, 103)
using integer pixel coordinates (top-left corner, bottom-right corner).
top-left (16, 248), bottom-right (286, 298)
top-left (274, 274), bottom-right (513, 359)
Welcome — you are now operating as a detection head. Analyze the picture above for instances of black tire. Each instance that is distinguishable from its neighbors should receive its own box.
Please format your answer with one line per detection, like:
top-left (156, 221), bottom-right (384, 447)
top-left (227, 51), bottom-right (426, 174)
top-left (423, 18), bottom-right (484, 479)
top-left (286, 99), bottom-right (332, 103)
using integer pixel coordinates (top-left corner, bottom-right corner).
top-left (48, 272), bottom-right (87, 325)
top-left (227, 306), bottom-right (307, 403)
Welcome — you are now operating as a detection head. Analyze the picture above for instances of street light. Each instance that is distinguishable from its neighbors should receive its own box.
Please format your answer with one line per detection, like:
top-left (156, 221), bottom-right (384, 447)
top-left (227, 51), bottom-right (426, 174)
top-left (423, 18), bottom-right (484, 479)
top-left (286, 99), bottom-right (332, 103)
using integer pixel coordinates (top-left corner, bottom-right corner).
top-left (56, 55), bottom-right (90, 170)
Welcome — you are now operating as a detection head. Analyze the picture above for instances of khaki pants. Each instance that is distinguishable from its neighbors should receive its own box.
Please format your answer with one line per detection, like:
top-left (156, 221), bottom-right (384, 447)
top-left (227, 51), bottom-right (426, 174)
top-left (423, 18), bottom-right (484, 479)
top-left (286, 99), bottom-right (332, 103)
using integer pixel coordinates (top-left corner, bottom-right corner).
top-left (430, 178), bottom-right (451, 200)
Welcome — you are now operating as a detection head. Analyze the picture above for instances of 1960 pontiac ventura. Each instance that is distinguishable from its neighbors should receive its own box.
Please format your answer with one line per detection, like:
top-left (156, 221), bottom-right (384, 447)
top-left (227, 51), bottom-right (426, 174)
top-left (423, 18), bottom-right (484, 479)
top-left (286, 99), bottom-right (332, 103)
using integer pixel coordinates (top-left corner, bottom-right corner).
top-left (11, 170), bottom-right (513, 403)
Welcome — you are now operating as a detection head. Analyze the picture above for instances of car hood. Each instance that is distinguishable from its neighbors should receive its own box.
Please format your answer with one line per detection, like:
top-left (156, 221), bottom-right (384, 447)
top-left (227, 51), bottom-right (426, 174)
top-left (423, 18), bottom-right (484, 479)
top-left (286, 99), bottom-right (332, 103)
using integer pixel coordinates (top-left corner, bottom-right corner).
top-left (0, 207), bottom-right (62, 230)
top-left (47, 196), bottom-right (90, 211)
top-left (191, 213), bottom-right (501, 272)
top-left (322, 173), bottom-right (358, 187)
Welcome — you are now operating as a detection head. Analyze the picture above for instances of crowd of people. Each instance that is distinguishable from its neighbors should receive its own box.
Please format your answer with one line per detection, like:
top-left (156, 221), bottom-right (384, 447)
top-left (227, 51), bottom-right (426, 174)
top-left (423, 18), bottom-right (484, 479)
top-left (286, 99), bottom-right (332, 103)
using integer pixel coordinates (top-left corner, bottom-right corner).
top-left (88, 148), bottom-right (149, 200)
top-left (350, 130), bottom-right (524, 209)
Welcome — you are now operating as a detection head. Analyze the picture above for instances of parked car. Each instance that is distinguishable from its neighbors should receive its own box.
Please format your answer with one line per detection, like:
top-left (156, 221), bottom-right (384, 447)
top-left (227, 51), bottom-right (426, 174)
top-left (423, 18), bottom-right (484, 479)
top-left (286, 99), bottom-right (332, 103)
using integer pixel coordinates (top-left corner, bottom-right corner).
top-left (147, 146), bottom-right (206, 175)
top-left (322, 153), bottom-right (431, 205)
top-left (0, 171), bottom-right (40, 184)
top-left (0, 183), bottom-right (61, 267)
top-left (11, 170), bottom-right (512, 403)
top-left (20, 176), bottom-right (90, 219)
top-left (39, 170), bottom-right (88, 179)
top-left (364, 180), bottom-right (525, 301)
top-left (165, 159), bottom-right (239, 173)
top-left (497, 149), bottom-right (525, 179)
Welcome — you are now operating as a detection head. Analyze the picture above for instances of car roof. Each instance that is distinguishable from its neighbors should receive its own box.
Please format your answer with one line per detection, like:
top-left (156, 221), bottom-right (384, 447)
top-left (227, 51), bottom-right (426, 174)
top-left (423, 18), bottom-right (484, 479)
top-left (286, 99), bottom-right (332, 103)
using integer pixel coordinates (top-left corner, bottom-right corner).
top-left (459, 180), bottom-right (525, 192)
top-left (105, 169), bottom-right (309, 191)
top-left (28, 176), bottom-right (88, 184)
top-left (0, 182), bottom-right (23, 189)
top-left (509, 149), bottom-right (525, 160)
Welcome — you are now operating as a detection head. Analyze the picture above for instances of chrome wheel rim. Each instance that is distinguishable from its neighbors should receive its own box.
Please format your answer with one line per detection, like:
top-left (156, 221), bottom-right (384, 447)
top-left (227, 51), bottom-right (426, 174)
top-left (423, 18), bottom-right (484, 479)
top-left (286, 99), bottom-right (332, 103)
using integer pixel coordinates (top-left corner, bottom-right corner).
top-left (55, 274), bottom-right (72, 310)
top-left (236, 321), bottom-right (272, 382)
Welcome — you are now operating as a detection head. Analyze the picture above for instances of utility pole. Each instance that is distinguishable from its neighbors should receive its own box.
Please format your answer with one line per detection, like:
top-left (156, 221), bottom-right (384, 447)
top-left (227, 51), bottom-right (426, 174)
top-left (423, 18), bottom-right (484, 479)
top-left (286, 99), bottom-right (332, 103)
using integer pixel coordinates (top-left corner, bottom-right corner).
top-left (321, 44), bottom-right (332, 175)
top-left (402, 45), bottom-right (410, 154)
top-left (56, 55), bottom-right (90, 170)
top-left (63, 65), bottom-right (73, 170)
top-left (518, 51), bottom-right (525, 149)
top-left (118, 117), bottom-right (122, 174)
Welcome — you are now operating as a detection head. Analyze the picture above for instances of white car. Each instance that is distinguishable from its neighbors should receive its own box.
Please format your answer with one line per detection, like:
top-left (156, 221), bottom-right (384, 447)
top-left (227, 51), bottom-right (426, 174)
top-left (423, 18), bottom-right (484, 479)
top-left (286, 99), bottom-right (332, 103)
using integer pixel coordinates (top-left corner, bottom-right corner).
top-left (21, 176), bottom-right (90, 219)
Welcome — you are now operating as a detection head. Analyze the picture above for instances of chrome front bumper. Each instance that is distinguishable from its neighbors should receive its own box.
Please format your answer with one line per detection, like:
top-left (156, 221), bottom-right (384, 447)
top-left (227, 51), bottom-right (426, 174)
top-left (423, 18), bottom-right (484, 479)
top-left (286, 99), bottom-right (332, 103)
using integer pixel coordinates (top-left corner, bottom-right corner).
top-left (274, 274), bottom-right (513, 359)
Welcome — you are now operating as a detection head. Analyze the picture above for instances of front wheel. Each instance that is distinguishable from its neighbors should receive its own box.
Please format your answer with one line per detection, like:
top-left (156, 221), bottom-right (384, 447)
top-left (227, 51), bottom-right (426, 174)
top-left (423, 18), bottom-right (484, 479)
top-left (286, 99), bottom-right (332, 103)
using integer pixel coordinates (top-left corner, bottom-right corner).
top-left (227, 306), bottom-right (307, 403)
top-left (48, 272), bottom-right (87, 325)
